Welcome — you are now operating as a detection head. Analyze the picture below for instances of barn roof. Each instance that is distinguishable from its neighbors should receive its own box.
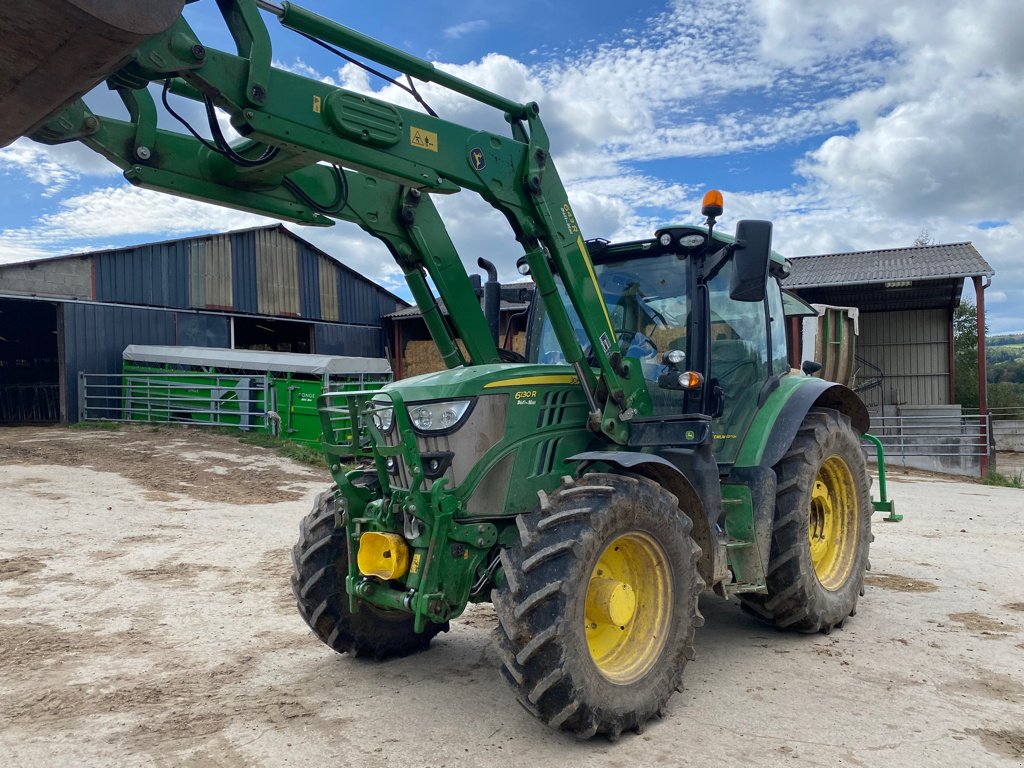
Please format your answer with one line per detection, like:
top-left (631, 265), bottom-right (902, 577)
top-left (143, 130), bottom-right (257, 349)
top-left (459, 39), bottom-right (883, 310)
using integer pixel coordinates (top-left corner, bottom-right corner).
top-left (122, 344), bottom-right (391, 375)
top-left (784, 242), bottom-right (994, 312)
top-left (385, 281), bottom-right (534, 320)
top-left (785, 242), bottom-right (993, 289)
top-left (385, 299), bottom-right (529, 320)
top-left (0, 223), bottom-right (408, 319)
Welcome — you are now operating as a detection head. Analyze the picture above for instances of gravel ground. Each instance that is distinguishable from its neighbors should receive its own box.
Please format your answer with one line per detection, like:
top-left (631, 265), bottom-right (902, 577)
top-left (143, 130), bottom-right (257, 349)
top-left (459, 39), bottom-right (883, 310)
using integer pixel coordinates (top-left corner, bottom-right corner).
top-left (0, 425), bottom-right (1022, 767)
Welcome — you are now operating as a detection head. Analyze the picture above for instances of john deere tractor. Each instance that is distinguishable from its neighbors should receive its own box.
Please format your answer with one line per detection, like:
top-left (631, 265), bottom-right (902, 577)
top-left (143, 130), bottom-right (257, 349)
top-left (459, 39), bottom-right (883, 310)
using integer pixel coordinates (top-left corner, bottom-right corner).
top-left (2, 0), bottom-right (878, 739)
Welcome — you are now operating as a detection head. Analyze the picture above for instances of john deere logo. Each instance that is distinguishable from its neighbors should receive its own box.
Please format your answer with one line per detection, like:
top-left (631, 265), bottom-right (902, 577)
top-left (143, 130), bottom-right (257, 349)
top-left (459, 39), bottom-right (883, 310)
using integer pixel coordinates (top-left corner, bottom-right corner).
top-left (470, 147), bottom-right (486, 170)
top-left (685, 430), bottom-right (696, 441)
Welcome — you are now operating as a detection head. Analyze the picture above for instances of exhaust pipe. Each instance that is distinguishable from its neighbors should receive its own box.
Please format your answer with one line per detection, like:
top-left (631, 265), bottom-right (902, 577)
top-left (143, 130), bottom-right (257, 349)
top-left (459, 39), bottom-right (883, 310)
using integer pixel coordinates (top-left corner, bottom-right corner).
top-left (477, 257), bottom-right (500, 347)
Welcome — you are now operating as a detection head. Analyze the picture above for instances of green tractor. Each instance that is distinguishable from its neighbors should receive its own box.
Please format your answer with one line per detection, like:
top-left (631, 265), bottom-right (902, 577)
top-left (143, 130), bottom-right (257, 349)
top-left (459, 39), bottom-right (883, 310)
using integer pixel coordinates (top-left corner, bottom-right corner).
top-left (2, 0), bottom-right (879, 739)
top-left (304, 203), bottom-right (873, 739)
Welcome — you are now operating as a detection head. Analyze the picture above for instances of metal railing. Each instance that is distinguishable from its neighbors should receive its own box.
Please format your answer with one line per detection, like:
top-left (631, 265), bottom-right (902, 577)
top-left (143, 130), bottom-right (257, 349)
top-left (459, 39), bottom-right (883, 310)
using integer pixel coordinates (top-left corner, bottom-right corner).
top-left (864, 413), bottom-right (990, 459)
top-left (79, 372), bottom-right (270, 430)
top-left (963, 406), bottom-right (1024, 421)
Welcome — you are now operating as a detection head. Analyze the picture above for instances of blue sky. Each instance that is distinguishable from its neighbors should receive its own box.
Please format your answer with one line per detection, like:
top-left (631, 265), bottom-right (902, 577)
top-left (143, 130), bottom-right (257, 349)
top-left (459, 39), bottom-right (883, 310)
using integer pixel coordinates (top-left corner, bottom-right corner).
top-left (1, 0), bottom-right (1022, 331)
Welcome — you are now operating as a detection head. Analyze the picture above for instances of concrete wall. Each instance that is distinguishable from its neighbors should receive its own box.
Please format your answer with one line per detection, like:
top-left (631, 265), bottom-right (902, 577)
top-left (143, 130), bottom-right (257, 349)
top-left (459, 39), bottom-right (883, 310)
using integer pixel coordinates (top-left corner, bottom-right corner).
top-left (871, 444), bottom-right (985, 477)
top-left (992, 420), bottom-right (1024, 452)
top-left (0, 257), bottom-right (92, 299)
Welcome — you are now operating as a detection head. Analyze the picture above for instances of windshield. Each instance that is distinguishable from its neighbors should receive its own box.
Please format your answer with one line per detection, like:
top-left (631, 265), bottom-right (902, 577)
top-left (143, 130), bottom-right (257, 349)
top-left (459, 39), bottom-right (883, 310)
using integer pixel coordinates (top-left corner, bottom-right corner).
top-left (528, 252), bottom-right (690, 412)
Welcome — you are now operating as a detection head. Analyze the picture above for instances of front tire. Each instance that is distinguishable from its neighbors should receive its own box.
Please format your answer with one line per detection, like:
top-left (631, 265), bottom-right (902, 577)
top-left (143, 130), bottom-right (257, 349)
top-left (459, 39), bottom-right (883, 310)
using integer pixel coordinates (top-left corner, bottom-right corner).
top-left (291, 487), bottom-right (448, 659)
top-left (740, 408), bottom-right (872, 633)
top-left (493, 473), bottom-right (702, 739)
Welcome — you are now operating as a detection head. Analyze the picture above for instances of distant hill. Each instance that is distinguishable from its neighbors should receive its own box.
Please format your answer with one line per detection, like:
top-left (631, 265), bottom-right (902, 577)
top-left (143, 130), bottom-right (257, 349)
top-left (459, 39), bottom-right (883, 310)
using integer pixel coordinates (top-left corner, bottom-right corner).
top-left (989, 333), bottom-right (1024, 348)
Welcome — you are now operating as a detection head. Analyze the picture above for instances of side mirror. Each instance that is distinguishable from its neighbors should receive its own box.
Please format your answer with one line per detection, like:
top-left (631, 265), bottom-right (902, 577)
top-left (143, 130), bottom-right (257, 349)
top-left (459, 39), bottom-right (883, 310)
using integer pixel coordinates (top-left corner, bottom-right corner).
top-left (802, 360), bottom-right (823, 375)
top-left (729, 220), bottom-right (772, 302)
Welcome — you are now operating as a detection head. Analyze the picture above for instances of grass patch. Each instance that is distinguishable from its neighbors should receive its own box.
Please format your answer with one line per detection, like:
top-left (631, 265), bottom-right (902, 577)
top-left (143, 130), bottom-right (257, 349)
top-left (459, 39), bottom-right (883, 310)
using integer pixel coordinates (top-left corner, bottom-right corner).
top-left (980, 469), bottom-right (1024, 488)
top-left (235, 432), bottom-right (327, 468)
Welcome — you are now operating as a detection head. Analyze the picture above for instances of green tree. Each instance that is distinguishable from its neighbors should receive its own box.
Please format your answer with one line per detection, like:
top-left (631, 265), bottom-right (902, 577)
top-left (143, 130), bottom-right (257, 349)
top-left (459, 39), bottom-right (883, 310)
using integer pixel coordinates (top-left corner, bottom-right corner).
top-left (953, 300), bottom-right (985, 409)
top-left (989, 381), bottom-right (1024, 411)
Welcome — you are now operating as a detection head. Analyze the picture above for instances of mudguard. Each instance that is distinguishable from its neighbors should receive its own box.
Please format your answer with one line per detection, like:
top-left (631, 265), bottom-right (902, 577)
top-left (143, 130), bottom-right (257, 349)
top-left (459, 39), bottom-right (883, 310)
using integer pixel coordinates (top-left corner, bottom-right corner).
top-left (565, 446), bottom-right (723, 587)
top-left (754, 379), bottom-right (868, 470)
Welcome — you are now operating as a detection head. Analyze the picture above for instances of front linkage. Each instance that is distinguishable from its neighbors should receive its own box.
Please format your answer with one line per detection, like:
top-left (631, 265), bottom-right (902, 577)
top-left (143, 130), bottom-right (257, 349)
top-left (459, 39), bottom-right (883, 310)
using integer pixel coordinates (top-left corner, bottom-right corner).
top-left (319, 390), bottom-right (505, 633)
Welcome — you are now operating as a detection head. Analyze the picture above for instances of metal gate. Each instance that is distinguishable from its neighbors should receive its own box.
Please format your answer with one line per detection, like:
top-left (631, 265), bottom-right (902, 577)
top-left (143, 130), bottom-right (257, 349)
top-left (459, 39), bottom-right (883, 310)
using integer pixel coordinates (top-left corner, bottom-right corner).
top-left (79, 372), bottom-right (270, 430)
top-left (865, 412), bottom-right (992, 476)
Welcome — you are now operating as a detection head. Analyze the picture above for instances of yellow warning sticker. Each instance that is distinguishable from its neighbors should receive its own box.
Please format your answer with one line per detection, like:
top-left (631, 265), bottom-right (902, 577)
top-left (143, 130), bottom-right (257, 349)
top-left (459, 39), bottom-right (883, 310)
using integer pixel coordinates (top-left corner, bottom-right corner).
top-left (410, 553), bottom-right (422, 573)
top-left (410, 127), bottom-right (439, 152)
top-left (312, 95), bottom-right (322, 114)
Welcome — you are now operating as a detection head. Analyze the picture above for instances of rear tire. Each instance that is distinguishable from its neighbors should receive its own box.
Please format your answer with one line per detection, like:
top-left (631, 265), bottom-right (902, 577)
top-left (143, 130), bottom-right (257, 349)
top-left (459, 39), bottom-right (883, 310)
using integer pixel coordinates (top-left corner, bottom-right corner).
top-left (740, 408), bottom-right (871, 633)
top-left (291, 487), bottom-right (447, 659)
top-left (493, 473), bottom-right (702, 739)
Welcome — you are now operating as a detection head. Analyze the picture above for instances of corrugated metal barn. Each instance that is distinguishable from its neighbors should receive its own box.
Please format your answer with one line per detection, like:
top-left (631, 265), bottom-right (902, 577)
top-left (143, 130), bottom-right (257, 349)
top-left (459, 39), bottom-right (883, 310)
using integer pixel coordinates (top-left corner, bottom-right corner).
top-left (0, 224), bottom-right (406, 424)
top-left (785, 242), bottom-right (994, 410)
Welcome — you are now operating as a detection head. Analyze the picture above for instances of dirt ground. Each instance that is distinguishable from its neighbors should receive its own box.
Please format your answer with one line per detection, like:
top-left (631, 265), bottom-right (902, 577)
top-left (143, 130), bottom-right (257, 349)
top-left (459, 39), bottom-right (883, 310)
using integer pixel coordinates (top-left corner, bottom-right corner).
top-left (1, 425), bottom-right (1022, 767)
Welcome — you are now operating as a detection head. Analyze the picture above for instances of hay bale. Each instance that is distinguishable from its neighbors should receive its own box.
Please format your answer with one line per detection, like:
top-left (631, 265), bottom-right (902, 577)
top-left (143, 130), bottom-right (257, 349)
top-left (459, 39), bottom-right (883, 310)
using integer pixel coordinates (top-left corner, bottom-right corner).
top-left (401, 334), bottom-right (530, 379)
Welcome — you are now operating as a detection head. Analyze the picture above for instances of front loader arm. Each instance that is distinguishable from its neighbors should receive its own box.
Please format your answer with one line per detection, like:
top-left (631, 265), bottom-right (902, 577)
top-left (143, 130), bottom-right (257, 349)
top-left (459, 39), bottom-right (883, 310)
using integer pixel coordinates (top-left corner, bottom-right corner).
top-left (36, 92), bottom-right (494, 371)
top-left (19, 0), bottom-right (652, 442)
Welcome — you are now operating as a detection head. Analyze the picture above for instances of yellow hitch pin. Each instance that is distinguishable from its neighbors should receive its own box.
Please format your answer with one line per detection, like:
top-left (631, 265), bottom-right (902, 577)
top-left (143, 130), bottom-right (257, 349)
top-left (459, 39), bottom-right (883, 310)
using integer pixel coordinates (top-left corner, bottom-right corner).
top-left (357, 532), bottom-right (411, 580)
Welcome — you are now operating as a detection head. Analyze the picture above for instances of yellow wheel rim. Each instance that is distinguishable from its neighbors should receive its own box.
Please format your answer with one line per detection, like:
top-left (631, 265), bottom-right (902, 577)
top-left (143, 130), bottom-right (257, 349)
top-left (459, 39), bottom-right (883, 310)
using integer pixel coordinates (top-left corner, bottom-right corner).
top-left (585, 532), bottom-right (671, 684)
top-left (808, 455), bottom-right (859, 591)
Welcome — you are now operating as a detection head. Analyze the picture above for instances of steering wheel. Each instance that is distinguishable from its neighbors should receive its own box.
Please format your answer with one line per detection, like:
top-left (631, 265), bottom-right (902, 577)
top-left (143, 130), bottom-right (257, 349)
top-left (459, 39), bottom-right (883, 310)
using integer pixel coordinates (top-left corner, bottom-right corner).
top-left (583, 330), bottom-right (658, 366)
top-left (636, 296), bottom-right (670, 328)
top-left (618, 330), bottom-right (658, 359)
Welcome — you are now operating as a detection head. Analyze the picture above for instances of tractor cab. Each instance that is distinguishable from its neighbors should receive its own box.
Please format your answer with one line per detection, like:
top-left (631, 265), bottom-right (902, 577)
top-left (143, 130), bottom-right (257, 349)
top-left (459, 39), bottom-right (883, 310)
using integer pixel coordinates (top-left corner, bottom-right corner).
top-left (527, 212), bottom-right (782, 466)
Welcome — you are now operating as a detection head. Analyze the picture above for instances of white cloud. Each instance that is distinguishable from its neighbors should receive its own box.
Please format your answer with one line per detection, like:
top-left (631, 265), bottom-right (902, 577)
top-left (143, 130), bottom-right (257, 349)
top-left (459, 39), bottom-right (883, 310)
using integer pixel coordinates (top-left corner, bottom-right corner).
top-left (0, 139), bottom-right (119, 196)
top-left (0, 187), bottom-right (273, 263)
top-left (272, 57), bottom-right (338, 86)
top-left (769, 0), bottom-right (1024, 221)
top-left (444, 20), bottom-right (490, 40)
top-left (1, 0), bottom-right (1021, 332)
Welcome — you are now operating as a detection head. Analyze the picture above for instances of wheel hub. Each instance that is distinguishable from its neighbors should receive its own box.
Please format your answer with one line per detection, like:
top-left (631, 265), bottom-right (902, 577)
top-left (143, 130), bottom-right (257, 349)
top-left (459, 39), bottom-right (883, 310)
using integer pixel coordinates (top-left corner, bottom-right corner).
top-left (585, 532), bottom-right (671, 684)
top-left (586, 577), bottom-right (637, 627)
top-left (808, 455), bottom-right (859, 591)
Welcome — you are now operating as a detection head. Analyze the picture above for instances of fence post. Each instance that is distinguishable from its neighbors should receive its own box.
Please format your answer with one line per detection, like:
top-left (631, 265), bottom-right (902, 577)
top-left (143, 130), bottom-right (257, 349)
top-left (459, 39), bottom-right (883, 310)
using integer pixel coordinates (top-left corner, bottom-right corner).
top-left (78, 372), bottom-right (86, 421)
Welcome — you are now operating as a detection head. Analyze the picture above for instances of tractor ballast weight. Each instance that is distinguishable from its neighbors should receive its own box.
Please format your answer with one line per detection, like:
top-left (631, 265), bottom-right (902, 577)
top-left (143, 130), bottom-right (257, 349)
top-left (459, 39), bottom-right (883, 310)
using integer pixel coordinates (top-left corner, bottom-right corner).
top-left (1, 0), bottom-right (882, 739)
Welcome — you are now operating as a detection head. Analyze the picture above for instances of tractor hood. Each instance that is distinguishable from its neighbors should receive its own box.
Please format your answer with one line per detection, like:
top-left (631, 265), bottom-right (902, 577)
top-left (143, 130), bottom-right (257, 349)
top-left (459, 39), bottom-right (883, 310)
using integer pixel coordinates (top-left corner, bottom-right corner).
top-left (380, 363), bottom-right (579, 402)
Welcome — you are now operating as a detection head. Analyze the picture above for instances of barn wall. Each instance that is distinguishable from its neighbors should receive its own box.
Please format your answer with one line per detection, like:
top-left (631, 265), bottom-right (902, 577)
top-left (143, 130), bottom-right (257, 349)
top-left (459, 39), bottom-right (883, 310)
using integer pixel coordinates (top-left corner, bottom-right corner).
top-left (189, 235), bottom-right (233, 309)
top-left (0, 257), bottom-right (92, 299)
top-left (0, 226), bottom-right (406, 325)
top-left (3, 226), bottom-right (408, 422)
top-left (62, 303), bottom-right (176, 422)
top-left (94, 241), bottom-right (190, 308)
top-left (857, 308), bottom-right (950, 407)
top-left (255, 227), bottom-right (301, 316)
top-left (314, 323), bottom-right (382, 358)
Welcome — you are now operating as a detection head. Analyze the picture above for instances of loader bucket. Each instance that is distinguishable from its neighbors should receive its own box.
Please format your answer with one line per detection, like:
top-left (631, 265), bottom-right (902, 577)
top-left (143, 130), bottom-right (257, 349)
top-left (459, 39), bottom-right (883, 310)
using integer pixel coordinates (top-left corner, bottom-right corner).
top-left (0, 0), bottom-right (185, 147)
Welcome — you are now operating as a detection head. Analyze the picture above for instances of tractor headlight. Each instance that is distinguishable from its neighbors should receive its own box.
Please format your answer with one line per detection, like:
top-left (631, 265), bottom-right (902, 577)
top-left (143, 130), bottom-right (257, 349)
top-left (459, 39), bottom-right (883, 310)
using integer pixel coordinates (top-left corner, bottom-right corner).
top-left (408, 399), bottom-right (472, 433)
top-left (370, 404), bottom-right (394, 432)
